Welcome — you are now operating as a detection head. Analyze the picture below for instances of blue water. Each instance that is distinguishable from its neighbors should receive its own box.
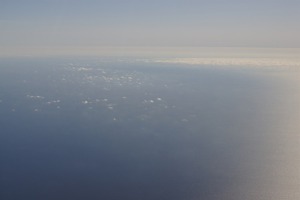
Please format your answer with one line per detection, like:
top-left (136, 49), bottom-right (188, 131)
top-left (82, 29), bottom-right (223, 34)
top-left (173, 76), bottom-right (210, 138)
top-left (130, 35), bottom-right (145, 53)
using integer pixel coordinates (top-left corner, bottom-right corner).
top-left (1, 57), bottom-right (299, 199)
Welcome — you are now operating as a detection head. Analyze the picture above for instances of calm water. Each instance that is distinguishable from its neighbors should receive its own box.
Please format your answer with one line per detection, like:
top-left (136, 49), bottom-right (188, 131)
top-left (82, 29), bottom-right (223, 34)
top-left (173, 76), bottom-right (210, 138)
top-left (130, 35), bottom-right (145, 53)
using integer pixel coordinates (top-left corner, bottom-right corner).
top-left (0, 57), bottom-right (300, 199)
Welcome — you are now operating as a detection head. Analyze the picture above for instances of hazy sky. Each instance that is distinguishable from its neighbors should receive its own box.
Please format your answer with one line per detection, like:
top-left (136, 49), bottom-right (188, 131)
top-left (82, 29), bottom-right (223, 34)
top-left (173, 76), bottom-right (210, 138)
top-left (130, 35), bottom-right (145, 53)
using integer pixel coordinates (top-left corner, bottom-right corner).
top-left (1, 0), bottom-right (300, 49)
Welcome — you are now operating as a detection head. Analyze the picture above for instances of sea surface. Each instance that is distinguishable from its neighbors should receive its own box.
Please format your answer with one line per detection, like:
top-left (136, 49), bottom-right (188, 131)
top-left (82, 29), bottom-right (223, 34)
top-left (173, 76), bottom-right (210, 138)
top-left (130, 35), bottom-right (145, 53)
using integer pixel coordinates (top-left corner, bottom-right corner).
top-left (1, 53), bottom-right (300, 199)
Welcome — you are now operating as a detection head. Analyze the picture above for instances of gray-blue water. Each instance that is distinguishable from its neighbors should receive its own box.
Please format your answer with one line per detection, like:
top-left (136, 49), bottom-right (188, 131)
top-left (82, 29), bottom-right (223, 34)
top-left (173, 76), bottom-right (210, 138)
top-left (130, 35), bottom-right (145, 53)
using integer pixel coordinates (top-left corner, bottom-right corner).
top-left (1, 57), bottom-right (299, 199)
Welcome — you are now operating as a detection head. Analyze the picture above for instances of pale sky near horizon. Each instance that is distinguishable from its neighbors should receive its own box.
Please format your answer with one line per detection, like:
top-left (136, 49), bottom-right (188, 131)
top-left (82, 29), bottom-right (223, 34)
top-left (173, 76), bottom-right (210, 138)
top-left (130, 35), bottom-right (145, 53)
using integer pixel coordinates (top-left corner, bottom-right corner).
top-left (1, 0), bottom-right (300, 51)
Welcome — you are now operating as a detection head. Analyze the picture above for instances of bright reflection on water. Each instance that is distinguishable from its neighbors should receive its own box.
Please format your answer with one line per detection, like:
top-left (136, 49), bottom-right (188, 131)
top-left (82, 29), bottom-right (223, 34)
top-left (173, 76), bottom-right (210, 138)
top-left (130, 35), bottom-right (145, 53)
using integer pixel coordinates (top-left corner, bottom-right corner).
top-left (0, 55), bottom-right (299, 200)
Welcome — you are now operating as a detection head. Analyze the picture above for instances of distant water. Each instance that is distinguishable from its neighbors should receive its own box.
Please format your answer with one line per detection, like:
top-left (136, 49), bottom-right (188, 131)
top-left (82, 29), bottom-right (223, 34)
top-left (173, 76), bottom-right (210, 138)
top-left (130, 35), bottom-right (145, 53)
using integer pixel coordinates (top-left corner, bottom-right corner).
top-left (1, 56), bottom-right (300, 200)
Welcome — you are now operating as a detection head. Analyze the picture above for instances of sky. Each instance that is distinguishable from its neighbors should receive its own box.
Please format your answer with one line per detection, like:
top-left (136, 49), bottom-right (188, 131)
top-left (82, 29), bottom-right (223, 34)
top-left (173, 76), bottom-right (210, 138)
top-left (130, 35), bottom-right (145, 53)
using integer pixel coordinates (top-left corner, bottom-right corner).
top-left (1, 0), bottom-right (300, 55)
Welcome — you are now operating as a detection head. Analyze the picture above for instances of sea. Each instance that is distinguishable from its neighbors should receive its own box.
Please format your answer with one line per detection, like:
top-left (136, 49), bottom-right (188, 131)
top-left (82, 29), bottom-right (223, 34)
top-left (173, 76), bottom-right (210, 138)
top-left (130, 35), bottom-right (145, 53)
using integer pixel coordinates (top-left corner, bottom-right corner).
top-left (1, 48), bottom-right (300, 199)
